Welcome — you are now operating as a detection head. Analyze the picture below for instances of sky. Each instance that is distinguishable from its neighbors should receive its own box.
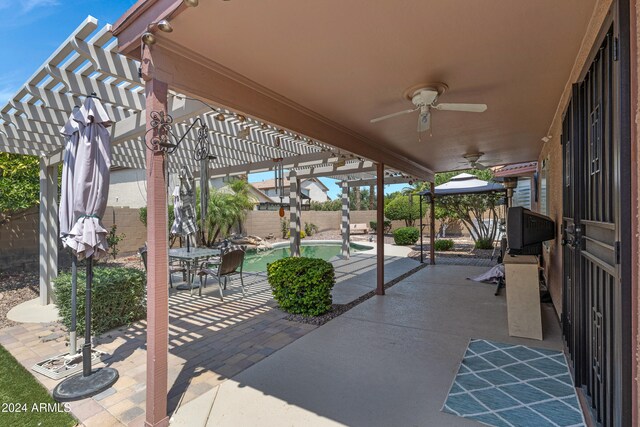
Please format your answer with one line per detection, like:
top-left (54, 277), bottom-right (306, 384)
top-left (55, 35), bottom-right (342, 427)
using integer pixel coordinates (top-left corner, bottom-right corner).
top-left (0, 0), bottom-right (406, 200)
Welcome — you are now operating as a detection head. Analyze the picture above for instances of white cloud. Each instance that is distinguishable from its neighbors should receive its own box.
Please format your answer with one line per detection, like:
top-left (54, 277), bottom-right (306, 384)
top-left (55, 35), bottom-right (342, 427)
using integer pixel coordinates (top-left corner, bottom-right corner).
top-left (21, 0), bottom-right (60, 13)
top-left (0, 0), bottom-right (59, 14)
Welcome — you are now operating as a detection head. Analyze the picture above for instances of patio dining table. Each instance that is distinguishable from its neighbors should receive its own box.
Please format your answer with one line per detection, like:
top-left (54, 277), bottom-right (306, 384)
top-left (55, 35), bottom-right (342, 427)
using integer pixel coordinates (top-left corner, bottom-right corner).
top-left (169, 247), bottom-right (220, 295)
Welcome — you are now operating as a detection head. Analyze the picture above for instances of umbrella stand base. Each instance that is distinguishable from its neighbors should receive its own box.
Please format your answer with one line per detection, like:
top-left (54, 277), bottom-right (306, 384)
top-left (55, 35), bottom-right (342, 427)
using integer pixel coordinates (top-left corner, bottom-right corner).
top-left (53, 367), bottom-right (119, 402)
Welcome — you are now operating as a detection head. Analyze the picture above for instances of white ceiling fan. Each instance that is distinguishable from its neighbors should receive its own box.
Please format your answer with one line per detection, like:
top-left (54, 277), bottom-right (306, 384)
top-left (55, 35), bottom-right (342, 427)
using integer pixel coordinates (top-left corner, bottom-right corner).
top-left (370, 86), bottom-right (487, 132)
top-left (458, 152), bottom-right (502, 170)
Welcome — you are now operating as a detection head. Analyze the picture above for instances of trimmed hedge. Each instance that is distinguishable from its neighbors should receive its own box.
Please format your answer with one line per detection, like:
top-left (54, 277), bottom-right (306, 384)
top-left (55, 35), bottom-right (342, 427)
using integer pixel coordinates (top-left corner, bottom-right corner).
top-left (54, 267), bottom-right (146, 336)
top-left (267, 257), bottom-right (335, 316)
top-left (393, 227), bottom-right (419, 245)
top-left (434, 239), bottom-right (455, 251)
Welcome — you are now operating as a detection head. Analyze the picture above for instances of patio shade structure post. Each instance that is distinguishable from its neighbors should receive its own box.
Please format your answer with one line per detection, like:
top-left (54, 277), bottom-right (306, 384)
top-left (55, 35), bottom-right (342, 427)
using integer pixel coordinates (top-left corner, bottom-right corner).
top-left (376, 162), bottom-right (385, 295)
top-left (419, 194), bottom-right (423, 264)
top-left (341, 181), bottom-right (350, 259)
top-left (430, 182), bottom-right (436, 265)
top-left (143, 74), bottom-right (170, 426)
top-left (38, 157), bottom-right (58, 305)
top-left (289, 170), bottom-right (301, 257)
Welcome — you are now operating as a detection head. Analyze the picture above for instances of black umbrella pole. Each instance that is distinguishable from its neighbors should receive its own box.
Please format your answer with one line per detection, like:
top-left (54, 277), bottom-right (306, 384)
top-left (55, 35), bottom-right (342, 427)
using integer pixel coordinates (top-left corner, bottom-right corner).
top-left (82, 255), bottom-right (93, 377)
top-left (70, 255), bottom-right (77, 355)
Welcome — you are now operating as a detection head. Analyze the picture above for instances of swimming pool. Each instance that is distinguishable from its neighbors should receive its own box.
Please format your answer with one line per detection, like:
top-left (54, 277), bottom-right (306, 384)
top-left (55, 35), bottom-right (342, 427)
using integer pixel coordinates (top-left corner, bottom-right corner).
top-left (242, 241), bottom-right (373, 272)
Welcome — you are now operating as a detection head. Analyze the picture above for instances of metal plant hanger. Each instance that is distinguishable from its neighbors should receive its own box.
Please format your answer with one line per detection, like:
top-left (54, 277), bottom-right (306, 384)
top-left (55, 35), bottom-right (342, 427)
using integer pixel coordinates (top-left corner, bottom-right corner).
top-left (145, 112), bottom-right (216, 161)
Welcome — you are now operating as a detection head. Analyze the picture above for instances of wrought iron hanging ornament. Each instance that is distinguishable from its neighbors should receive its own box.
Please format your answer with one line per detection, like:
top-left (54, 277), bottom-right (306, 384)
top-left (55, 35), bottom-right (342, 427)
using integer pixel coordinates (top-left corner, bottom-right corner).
top-left (145, 111), bottom-right (216, 161)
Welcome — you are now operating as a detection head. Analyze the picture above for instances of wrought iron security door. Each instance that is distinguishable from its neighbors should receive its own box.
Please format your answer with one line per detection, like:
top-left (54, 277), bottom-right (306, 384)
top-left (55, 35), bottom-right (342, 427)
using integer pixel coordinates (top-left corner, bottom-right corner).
top-left (561, 24), bottom-right (630, 427)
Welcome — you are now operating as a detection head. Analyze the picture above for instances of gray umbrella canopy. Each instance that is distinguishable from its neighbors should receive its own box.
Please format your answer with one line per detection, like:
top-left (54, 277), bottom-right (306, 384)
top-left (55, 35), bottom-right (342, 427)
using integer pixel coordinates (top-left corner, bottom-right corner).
top-left (65, 97), bottom-right (112, 260)
top-left (171, 166), bottom-right (198, 237)
top-left (59, 106), bottom-right (84, 243)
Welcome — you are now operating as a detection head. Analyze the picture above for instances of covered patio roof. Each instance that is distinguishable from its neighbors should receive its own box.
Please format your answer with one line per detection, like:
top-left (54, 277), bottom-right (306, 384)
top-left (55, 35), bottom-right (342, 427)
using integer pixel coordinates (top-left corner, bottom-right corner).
top-left (0, 16), bottom-right (424, 184)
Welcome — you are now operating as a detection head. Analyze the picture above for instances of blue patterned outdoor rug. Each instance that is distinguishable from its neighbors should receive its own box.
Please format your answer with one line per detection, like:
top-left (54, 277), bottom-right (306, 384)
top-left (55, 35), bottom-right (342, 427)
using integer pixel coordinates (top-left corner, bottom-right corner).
top-left (442, 339), bottom-right (585, 427)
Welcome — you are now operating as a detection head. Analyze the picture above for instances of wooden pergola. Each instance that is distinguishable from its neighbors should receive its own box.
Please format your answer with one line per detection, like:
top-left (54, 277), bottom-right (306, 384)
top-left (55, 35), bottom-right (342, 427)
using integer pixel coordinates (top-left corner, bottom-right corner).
top-left (0, 16), bottom-right (432, 307)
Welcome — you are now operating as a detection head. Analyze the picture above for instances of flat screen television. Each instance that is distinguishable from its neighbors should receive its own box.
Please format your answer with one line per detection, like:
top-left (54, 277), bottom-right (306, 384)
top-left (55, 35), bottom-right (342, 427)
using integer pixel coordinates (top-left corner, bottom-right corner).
top-left (507, 207), bottom-right (555, 255)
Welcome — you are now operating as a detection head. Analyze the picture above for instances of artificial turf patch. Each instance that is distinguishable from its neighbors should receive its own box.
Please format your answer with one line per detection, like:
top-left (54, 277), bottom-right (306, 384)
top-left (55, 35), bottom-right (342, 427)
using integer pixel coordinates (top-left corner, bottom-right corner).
top-left (0, 345), bottom-right (77, 427)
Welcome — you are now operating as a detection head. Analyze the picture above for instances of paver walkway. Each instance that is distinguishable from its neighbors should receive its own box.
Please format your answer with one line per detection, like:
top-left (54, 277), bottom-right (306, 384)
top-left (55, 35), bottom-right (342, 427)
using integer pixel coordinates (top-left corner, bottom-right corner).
top-left (0, 249), bottom-right (419, 426)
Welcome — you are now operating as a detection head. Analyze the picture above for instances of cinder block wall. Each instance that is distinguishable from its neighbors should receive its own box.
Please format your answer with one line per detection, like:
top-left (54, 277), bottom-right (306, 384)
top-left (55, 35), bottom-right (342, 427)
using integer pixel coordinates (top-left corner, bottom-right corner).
top-left (0, 207), bottom-right (39, 271)
top-left (101, 206), bottom-right (147, 256)
top-left (242, 209), bottom-right (465, 238)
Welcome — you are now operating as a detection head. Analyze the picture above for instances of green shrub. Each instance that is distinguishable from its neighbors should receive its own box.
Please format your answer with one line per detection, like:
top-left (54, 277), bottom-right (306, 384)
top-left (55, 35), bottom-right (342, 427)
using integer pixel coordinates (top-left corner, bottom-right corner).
top-left (280, 218), bottom-right (288, 238)
top-left (475, 238), bottom-right (494, 249)
top-left (304, 222), bottom-right (319, 236)
top-left (54, 267), bottom-right (146, 336)
top-left (369, 220), bottom-right (392, 233)
top-left (434, 239), bottom-right (455, 251)
top-left (106, 224), bottom-right (126, 260)
top-left (393, 227), bottom-right (419, 245)
top-left (267, 257), bottom-right (335, 316)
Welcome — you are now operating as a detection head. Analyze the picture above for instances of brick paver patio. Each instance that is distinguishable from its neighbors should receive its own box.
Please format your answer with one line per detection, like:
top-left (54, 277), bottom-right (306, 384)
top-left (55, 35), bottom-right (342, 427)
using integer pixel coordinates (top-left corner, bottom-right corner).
top-left (0, 273), bottom-right (316, 426)
top-left (0, 251), bottom-right (420, 426)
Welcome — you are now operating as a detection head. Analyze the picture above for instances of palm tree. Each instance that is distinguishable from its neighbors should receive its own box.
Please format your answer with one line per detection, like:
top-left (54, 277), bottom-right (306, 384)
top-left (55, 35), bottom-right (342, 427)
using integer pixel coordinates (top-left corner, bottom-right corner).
top-left (228, 178), bottom-right (257, 233)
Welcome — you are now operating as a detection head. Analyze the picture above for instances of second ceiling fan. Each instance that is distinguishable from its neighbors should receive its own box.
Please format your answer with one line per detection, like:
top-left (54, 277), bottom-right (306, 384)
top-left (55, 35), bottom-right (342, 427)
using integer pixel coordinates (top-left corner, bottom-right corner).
top-left (370, 85), bottom-right (487, 132)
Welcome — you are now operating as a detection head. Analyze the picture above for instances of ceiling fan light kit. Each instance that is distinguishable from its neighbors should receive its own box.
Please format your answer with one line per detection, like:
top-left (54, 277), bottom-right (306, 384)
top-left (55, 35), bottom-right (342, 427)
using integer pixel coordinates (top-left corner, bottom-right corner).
top-left (370, 83), bottom-right (487, 134)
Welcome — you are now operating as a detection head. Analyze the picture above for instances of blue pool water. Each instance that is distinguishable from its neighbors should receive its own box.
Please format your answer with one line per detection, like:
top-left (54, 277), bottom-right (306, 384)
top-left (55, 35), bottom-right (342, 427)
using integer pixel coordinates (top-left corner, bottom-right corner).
top-left (242, 243), bottom-right (371, 272)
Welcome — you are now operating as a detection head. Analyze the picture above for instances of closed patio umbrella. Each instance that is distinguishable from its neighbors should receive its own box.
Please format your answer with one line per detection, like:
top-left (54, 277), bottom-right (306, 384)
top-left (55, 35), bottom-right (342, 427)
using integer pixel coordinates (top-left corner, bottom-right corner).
top-left (53, 95), bottom-right (118, 402)
top-left (58, 106), bottom-right (84, 356)
top-left (171, 166), bottom-right (198, 249)
top-left (199, 158), bottom-right (209, 245)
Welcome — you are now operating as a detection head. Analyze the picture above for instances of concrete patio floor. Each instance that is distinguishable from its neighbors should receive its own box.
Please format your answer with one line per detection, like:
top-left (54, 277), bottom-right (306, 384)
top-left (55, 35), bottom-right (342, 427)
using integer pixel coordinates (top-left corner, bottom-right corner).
top-left (0, 247), bottom-right (419, 426)
top-left (171, 264), bottom-right (563, 427)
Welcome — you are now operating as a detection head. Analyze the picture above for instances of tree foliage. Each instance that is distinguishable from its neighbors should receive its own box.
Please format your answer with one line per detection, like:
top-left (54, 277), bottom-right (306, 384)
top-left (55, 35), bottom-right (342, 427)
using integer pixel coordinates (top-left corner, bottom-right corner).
top-left (200, 178), bottom-right (256, 246)
top-left (431, 169), bottom-right (502, 244)
top-left (384, 195), bottom-right (426, 227)
top-left (0, 154), bottom-right (40, 222)
top-left (310, 187), bottom-right (376, 211)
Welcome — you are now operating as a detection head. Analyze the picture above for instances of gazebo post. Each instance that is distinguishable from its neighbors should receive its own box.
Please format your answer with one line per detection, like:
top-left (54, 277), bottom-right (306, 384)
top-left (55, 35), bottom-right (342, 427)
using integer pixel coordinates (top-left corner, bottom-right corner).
top-left (376, 163), bottom-right (385, 295)
top-left (341, 181), bottom-right (350, 259)
top-left (142, 49), bottom-right (170, 427)
top-left (430, 182), bottom-right (436, 265)
top-left (38, 157), bottom-right (58, 305)
top-left (289, 171), bottom-right (301, 257)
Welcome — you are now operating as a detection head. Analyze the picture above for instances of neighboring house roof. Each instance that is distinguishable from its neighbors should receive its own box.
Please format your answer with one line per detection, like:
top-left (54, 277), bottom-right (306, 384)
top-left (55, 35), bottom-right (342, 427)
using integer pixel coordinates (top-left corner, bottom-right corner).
top-left (494, 161), bottom-right (538, 177)
top-left (252, 177), bottom-right (329, 193)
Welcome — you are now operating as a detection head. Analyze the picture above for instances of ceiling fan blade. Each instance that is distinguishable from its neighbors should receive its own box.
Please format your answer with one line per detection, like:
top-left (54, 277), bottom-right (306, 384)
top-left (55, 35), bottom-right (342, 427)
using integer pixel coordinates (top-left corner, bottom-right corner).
top-left (474, 162), bottom-right (488, 170)
top-left (370, 107), bottom-right (419, 123)
top-left (433, 103), bottom-right (487, 113)
top-left (417, 110), bottom-right (431, 132)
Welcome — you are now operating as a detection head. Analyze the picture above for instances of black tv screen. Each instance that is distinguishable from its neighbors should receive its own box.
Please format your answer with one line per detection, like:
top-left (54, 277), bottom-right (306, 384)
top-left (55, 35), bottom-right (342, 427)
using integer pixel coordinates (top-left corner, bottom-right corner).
top-left (507, 207), bottom-right (555, 255)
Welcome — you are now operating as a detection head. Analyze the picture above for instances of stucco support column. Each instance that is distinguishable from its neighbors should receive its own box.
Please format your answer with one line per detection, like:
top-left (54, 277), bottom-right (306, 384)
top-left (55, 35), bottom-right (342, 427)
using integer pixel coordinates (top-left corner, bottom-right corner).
top-left (142, 47), bottom-right (170, 427)
top-left (376, 163), bottom-right (385, 295)
top-left (430, 182), bottom-right (436, 265)
top-left (341, 181), bottom-right (350, 259)
top-left (289, 171), bottom-right (301, 257)
top-left (39, 157), bottom-right (58, 305)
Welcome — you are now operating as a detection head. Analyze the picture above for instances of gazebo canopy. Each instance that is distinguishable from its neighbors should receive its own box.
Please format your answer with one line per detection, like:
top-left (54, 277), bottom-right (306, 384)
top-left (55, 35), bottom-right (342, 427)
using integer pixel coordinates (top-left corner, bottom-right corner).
top-left (419, 173), bottom-right (505, 197)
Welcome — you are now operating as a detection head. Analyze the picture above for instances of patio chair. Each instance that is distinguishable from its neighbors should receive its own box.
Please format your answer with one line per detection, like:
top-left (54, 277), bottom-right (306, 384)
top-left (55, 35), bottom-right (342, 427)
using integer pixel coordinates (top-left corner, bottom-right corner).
top-left (197, 247), bottom-right (246, 300)
top-left (138, 244), bottom-right (185, 288)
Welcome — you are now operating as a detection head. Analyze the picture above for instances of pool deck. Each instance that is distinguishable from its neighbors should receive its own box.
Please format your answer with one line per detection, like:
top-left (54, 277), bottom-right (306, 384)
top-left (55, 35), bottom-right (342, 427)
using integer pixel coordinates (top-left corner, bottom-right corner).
top-left (0, 244), bottom-right (419, 426)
